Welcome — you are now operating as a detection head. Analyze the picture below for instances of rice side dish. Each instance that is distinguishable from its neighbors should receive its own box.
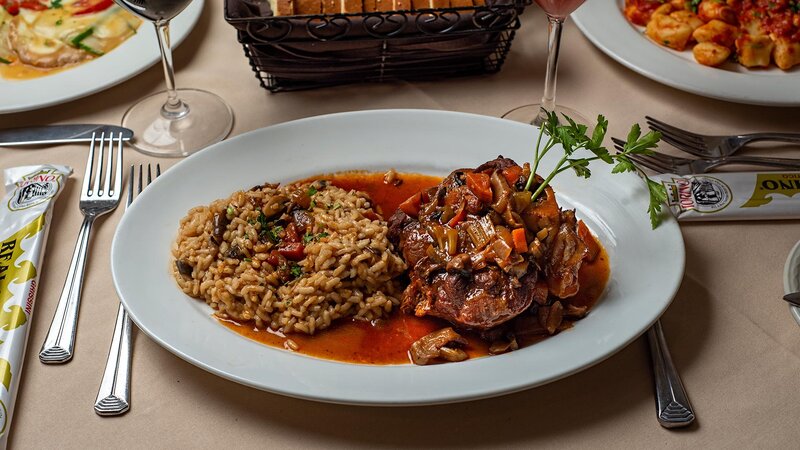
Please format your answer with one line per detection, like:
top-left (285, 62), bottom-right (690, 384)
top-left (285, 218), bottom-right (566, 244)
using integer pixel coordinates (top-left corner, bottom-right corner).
top-left (172, 180), bottom-right (407, 335)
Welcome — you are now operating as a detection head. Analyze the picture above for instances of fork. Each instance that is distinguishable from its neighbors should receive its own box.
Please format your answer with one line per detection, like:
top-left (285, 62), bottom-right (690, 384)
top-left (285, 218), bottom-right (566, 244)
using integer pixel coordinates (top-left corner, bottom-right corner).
top-left (39, 133), bottom-right (124, 364)
top-left (646, 116), bottom-right (800, 160)
top-left (610, 138), bottom-right (800, 175)
top-left (95, 164), bottom-right (159, 416)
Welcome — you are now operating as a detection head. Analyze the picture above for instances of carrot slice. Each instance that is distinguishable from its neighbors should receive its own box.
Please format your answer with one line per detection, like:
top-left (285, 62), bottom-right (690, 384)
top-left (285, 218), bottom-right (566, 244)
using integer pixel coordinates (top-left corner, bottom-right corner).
top-left (448, 204), bottom-right (466, 227)
top-left (512, 227), bottom-right (527, 253)
top-left (466, 172), bottom-right (492, 203)
top-left (501, 166), bottom-right (523, 186)
top-left (399, 192), bottom-right (422, 217)
top-left (577, 220), bottom-right (600, 262)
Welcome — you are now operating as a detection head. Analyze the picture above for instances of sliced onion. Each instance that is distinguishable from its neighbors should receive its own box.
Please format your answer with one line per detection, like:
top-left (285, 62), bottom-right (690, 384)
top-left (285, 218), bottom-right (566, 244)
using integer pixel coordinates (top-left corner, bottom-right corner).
top-left (446, 228), bottom-right (459, 256)
top-left (490, 170), bottom-right (512, 214)
top-left (492, 238), bottom-right (513, 266)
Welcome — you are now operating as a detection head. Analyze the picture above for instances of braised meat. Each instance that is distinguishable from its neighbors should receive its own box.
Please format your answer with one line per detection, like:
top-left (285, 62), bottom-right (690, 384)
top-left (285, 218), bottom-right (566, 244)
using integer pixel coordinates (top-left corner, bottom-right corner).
top-left (389, 157), bottom-right (591, 333)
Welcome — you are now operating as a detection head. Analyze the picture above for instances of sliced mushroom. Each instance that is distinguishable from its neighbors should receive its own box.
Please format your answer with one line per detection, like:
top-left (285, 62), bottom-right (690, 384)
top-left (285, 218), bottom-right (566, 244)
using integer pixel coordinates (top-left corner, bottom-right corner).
top-left (538, 301), bottom-right (563, 335)
top-left (409, 327), bottom-right (468, 365)
top-left (175, 260), bottom-right (193, 277)
top-left (211, 212), bottom-right (230, 245)
top-left (488, 336), bottom-right (519, 355)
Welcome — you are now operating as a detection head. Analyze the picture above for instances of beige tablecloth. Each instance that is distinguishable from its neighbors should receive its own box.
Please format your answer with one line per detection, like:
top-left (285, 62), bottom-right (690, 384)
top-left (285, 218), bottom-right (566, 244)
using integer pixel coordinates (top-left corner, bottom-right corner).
top-left (3, 0), bottom-right (800, 447)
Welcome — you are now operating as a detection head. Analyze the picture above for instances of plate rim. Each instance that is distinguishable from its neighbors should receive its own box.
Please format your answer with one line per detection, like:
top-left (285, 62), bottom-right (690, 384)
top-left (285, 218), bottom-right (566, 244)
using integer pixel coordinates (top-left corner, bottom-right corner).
top-left (0, 0), bottom-right (204, 114)
top-left (572, 1), bottom-right (800, 107)
top-left (111, 108), bottom-right (687, 406)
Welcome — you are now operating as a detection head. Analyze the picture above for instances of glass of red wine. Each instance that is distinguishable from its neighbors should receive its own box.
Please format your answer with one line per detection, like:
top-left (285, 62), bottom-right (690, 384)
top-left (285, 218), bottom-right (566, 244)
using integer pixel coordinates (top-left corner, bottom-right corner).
top-left (114, 0), bottom-right (234, 157)
top-left (503, 0), bottom-right (588, 126)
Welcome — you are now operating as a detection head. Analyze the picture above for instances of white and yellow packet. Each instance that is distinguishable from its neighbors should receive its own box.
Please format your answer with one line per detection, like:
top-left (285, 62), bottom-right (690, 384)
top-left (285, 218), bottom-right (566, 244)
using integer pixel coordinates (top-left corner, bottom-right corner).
top-left (653, 172), bottom-right (800, 221)
top-left (0, 164), bottom-right (71, 447)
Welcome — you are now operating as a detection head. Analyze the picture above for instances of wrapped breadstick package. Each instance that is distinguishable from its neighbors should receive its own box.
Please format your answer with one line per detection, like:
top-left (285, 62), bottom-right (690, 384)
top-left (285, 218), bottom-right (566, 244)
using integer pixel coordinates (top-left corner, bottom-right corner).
top-left (653, 172), bottom-right (800, 221)
top-left (0, 165), bottom-right (72, 447)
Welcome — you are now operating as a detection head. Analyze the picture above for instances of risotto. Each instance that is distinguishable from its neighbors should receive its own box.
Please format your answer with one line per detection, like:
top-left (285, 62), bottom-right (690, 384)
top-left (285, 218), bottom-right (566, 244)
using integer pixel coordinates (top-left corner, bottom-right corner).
top-left (171, 180), bottom-right (407, 335)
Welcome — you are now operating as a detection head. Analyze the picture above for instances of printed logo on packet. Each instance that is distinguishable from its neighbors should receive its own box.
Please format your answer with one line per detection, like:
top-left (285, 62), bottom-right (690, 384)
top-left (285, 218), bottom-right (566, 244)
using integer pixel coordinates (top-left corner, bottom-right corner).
top-left (8, 169), bottom-right (64, 212)
top-left (662, 175), bottom-right (732, 214)
top-left (741, 173), bottom-right (800, 208)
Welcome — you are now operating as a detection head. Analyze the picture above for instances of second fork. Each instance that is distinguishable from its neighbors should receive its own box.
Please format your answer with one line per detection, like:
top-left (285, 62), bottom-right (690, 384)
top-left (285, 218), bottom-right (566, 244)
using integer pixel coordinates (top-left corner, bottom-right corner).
top-left (39, 133), bottom-right (124, 364)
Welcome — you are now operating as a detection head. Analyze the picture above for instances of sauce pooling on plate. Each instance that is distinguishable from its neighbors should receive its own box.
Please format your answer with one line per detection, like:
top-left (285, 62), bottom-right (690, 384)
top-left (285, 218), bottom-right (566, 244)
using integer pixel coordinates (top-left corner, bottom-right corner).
top-left (219, 171), bottom-right (610, 365)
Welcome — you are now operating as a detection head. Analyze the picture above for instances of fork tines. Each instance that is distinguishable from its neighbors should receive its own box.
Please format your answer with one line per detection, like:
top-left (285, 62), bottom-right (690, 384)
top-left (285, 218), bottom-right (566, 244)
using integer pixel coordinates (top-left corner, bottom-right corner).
top-left (82, 132), bottom-right (124, 200)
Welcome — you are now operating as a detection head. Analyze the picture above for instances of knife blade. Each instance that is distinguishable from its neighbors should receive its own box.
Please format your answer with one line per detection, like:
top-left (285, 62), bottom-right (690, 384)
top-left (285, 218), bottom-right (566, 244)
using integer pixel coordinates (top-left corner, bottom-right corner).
top-left (783, 292), bottom-right (800, 308)
top-left (0, 124), bottom-right (133, 146)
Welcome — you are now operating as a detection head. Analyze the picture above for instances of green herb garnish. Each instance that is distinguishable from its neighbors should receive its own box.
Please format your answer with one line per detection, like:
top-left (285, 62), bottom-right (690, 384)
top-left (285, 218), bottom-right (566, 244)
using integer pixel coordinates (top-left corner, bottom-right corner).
top-left (289, 263), bottom-right (303, 278)
top-left (303, 231), bottom-right (329, 244)
top-left (688, 0), bottom-right (701, 13)
top-left (525, 111), bottom-right (667, 229)
top-left (226, 204), bottom-right (235, 219)
top-left (50, 0), bottom-right (62, 8)
top-left (331, 203), bottom-right (342, 210)
top-left (0, 57), bottom-right (10, 65)
top-left (266, 225), bottom-right (284, 243)
top-left (307, 186), bottom-right (318, 197)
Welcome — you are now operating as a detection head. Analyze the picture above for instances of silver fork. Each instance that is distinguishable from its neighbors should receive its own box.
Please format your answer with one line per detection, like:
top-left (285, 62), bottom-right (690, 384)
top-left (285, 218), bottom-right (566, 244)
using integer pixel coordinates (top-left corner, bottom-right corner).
top-left (95, 164), bottom-right (159, 416)
top-left (39, 133), bottom-right (124, 364)
top-left (610, 138), bottom-right (800, 175)
top-left (646, 116), bottom-right (800, 160)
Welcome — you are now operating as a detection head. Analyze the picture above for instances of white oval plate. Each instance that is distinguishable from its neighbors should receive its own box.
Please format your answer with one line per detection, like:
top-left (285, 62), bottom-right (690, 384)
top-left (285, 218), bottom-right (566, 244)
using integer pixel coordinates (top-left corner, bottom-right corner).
top-left (784, 240), bottom-right (800, 325)
top-left (0, 0), bottom-right (203, 114)
top-left (572, 1), bottom-right (800, 106)
top-left (111, 109), bottom-right (685, 406)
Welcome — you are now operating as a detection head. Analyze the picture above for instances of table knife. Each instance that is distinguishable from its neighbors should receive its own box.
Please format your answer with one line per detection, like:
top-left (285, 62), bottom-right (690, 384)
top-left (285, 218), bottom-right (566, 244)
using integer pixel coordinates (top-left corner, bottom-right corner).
top-left (783, 292), bottom-right (800, 307)
top-left (0, 124), bottom-right (133, 146)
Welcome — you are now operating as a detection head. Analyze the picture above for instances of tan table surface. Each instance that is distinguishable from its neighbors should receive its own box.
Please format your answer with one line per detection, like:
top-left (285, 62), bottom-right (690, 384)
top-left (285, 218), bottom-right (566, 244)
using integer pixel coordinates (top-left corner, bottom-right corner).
top-left (3, 1), bottom-right (800, 448)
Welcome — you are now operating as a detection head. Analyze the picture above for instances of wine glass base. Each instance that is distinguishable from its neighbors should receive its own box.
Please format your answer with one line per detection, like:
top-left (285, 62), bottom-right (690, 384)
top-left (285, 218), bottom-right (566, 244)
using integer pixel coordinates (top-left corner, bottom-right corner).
top-left (502, 104), bottom-right (590, 128)
top-left (122, 88), bottom-right (234, 158)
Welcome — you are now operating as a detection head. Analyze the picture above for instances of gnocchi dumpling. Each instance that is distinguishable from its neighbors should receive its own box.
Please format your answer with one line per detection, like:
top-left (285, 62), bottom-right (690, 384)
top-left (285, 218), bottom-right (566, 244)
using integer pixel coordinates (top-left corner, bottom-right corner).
top-left (646, 13), bottom-right (694, 51)
top-left (693, 41), bottom-right (731, 66)
top-left (736, 34), bottom-right (775, 67)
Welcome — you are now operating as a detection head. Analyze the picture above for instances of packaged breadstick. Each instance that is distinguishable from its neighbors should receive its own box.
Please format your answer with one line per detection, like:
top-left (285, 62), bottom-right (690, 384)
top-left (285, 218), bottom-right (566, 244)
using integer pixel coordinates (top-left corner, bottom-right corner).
top-left (0, 165), bottom-right (71, 448)
top-left (653, 172), bottom-right (800, 221)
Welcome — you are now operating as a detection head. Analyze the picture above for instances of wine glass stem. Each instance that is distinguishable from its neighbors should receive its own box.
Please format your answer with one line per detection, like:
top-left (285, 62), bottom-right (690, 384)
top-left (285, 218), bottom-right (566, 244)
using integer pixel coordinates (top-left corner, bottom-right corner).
top-left (538, 15), bottom-right (564, 123)
top-left (154, 21), bottom-right (189, 120)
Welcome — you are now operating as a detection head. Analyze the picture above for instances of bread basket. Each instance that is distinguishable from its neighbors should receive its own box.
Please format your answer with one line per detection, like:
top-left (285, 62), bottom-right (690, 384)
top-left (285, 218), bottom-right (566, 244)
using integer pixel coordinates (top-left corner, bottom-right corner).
top-left (224, 0), bottom-right (531, 91)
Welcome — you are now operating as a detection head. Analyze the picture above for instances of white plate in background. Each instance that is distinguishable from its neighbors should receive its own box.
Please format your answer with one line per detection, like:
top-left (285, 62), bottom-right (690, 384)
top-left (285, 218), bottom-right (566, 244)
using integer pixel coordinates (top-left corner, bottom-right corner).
top-left (0, 0), bottom-right (203, 114)
top-left (572, 1), bottom-right (800, 106)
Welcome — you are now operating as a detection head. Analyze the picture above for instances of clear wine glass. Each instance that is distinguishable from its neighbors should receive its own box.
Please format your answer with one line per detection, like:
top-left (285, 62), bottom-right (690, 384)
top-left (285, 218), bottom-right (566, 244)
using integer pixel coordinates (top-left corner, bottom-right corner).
top-left (503, 0), bottom-right (588, 126)
top-left (115, 0), bottom-right (234, 157)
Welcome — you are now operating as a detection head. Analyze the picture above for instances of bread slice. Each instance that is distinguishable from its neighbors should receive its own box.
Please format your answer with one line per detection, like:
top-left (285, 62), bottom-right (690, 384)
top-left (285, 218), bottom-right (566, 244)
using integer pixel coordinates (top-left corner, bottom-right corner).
top-left (296, 0), bottom-right (321, 14)
top-left (395, 0), bottom-right (411, 9)
top-left (411, 0), bottom-right (449, 9)
top-left (323, 0), bottom-right (362, 13)
top-left (268, 0), bottom-right (294, 15)
top-left (450, 0), bottom-right (472, 7)
top-left (364, 0), bottom-right (378, 11)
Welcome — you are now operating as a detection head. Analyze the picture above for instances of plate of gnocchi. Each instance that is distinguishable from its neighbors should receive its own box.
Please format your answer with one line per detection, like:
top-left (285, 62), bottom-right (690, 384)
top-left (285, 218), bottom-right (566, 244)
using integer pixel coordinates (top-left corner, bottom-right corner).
top-left (0, 0), bottom-right (203, 113)
top-left (572, 0), bottom-right (800, 106)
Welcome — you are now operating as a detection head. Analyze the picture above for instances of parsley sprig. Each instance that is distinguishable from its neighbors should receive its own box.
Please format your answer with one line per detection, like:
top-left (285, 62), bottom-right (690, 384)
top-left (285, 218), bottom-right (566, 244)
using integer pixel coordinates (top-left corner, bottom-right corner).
top-left (525, 110), bottom-right (668, 229)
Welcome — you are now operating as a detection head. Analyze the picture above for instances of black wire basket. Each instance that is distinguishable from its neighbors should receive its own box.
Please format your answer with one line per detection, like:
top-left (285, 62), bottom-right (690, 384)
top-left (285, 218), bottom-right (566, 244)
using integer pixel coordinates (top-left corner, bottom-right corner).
top-left (224, 0), bottom-right (531, 92)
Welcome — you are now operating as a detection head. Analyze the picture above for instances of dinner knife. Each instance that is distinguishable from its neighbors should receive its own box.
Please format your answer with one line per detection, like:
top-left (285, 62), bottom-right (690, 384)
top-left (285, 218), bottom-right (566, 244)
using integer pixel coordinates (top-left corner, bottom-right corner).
top-left (0, 124), bottom-right (133, 146)
top-left (783, 292), bottom-right (800, 308)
